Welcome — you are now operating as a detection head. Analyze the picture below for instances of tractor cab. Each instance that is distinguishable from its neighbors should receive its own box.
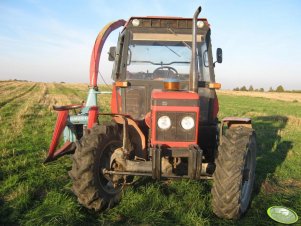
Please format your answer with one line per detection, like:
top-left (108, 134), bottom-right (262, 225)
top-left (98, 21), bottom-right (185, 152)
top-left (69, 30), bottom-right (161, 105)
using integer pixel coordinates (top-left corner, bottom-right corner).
top-left (109, 17), bottom-right (221, 158)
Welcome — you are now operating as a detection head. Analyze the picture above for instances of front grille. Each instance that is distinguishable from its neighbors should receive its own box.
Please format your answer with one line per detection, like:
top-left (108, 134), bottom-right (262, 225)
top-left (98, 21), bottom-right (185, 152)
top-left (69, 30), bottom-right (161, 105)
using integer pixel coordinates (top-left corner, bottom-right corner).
top-left (156, 112), bottom-right (196, 142)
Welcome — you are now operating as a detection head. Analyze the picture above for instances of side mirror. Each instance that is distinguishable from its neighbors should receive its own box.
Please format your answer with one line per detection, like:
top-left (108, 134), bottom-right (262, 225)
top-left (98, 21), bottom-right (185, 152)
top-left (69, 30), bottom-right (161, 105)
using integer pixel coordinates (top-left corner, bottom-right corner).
top-left (216, 48), bottom-right (223, 63)
top-left (108, 46), bottom-right (116, 61)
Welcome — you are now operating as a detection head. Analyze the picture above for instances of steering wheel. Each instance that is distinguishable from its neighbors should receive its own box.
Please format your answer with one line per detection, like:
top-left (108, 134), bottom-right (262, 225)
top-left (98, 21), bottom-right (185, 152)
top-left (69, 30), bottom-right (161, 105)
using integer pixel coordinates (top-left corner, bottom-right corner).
top-left (153, 66), bottom-right (179, 79)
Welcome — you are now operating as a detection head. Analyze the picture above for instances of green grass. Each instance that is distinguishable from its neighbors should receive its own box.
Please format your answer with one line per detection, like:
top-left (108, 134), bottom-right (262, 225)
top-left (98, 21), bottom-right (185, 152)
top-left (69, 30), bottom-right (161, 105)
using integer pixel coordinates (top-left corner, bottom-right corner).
top-left (218, 94), bottom-right (301, 226)
top-left (0, 82), bottom-right (300, 225)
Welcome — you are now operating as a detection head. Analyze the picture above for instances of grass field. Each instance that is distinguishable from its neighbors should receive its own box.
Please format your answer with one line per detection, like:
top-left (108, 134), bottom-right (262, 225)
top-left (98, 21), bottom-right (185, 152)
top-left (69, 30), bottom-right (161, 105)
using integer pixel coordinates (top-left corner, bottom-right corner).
top-left (0, 81), bottom-right (300, 226)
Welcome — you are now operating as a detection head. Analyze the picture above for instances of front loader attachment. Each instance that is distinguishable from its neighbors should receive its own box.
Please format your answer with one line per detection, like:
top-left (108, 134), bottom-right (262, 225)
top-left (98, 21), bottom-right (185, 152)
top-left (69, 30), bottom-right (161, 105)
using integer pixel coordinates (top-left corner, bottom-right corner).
top-left (44, 104), bottom-right (83, 163)
top-left (44, 104), bottom-right (100, 163)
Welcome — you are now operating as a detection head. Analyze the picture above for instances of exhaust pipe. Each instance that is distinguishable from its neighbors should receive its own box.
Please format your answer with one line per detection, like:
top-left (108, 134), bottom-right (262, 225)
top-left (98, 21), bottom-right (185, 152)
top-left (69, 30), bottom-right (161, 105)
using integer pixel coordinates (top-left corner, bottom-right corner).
top-left (189, 6), bottom-right (202, 93)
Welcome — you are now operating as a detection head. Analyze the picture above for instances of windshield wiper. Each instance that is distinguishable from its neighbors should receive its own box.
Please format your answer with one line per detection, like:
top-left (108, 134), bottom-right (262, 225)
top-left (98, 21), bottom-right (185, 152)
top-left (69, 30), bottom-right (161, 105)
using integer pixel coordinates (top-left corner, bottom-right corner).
top-left (167, 28), bottom-right (192, 50)
top-left (164, 45), bottom-right (181, 57)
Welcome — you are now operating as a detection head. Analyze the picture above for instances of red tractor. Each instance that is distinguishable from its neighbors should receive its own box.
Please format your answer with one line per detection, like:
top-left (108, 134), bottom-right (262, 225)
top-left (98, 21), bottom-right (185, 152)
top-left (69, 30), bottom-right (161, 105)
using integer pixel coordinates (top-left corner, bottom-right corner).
top-left (45, 6), bottom-right (257, 219)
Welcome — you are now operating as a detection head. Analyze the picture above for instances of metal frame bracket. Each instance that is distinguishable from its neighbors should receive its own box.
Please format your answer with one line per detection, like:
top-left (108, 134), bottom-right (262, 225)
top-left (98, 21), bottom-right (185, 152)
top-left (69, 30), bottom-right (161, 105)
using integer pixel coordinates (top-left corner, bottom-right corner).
top-left (152, 146), bottom-right (161, 180)
top-left (188, 145), bottom-right (203, 179)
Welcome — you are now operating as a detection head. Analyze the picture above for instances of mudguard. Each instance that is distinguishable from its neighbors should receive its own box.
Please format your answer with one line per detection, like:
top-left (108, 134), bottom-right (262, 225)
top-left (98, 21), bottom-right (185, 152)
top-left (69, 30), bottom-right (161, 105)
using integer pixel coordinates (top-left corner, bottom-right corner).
top-left (219, 117), bottom-right (252, 144)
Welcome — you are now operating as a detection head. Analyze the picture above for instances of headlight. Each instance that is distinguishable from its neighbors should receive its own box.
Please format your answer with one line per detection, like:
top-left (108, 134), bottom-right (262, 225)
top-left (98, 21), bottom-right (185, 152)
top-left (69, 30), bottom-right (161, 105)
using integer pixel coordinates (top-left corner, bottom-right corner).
top-left (181, 116), bottom-right (195, 130)
top-left (197, 21), bottom-right (205, 28)
top-left (132, 19), bottom-right (140, 27)
top-left (157, 116), bottom-right (171, 130)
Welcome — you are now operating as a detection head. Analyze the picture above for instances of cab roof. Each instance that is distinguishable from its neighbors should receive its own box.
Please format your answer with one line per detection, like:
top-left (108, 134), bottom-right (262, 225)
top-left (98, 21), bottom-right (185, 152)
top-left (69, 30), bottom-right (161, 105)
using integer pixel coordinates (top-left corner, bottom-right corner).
top-left (124, 16), bottom-right (209, 29)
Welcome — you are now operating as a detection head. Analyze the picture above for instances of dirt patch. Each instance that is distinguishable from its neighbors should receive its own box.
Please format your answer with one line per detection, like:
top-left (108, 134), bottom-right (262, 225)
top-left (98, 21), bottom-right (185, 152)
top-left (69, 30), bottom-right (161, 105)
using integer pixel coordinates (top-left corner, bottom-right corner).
top-left (262, 180), bottom-right (278, 194)
top-left (261, 179), bottom-right (301, 194)
top-left (287, 116), bottom-right (301, 127)
top-left (217, 90), bottom-right (301, 102)
top-left (281, 179), bottom-right (301, 189)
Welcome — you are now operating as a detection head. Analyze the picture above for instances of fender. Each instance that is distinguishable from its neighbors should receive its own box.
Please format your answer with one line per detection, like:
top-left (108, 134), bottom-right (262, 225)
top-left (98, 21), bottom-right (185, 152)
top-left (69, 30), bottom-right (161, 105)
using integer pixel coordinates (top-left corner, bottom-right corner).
top-left (220, 117), bottom-right (252, 143)
top-left (222, 117), bottom-right (252, 128)
top-left (99, 113), bottom-right (147, 159)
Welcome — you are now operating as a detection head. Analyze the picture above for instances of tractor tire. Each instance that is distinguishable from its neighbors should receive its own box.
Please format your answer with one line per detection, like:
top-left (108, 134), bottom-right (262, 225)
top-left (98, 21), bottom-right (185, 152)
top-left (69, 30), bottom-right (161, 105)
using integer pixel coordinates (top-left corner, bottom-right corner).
top-left (68, 123), bottom-right (124, 211)
top-left (211, 126), bottom-right (257, 219)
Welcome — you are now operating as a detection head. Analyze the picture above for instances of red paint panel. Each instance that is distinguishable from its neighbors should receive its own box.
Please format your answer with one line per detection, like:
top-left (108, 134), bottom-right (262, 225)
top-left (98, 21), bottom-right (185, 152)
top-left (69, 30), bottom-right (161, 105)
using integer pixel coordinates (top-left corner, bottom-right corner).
top-left (111, 85), bottom-right (121, 113)
top-left (152, 141), bottom-right (197, 148)
top-left (47, 110), bottom-right (69, 159)
top-left (152, 90), bottom-right (199, 100)
top-left (152, 106), bottom-right (199, 112)
top-left (52, 141), bottom-right (72, 158)
top-left (88, 106), bottom-right (99, 129)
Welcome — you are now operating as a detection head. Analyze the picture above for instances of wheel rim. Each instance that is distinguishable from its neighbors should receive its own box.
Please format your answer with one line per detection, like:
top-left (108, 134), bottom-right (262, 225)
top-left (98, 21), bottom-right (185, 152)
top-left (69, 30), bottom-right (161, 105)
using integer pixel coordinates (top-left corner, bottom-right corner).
top-left (99, 140), bottom-right (123, 195)
top-left (241, 147), bottom-right (255, 208)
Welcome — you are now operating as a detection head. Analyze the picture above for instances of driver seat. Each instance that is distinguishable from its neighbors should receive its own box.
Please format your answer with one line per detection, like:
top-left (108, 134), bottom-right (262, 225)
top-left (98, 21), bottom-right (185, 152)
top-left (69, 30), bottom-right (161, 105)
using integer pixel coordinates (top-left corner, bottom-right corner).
top-left (153, 69), bottom-right (176, 80)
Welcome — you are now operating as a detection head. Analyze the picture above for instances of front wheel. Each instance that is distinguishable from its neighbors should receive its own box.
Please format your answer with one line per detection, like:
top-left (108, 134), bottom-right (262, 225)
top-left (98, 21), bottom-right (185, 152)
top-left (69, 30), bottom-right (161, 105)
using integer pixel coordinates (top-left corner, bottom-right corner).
top-left (211, 126), bottom-right (257, 219)
top-left (68, 123), bottom-right (124, 211)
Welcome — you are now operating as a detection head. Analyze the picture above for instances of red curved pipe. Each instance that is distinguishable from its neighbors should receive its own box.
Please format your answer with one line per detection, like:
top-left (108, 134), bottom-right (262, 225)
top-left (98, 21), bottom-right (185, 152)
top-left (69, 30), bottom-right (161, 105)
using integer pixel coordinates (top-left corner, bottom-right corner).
top-left (89, 19), bottom-right (126, 87)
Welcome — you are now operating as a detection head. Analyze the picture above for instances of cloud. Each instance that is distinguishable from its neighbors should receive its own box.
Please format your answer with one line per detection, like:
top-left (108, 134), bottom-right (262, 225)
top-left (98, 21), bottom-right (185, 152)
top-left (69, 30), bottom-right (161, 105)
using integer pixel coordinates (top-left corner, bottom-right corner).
top-left (1, 1), bottom-right (301, 89)
top-left (0, 3), bottom-right (92, 82)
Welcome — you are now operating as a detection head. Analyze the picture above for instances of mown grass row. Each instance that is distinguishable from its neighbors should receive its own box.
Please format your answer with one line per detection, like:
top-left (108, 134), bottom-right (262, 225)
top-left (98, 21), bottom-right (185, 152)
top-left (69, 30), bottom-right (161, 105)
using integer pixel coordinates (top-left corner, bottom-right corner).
top-left (0, 82), bottom-right (80, 225)
top-left (0, 82), bottom-right (300, 225)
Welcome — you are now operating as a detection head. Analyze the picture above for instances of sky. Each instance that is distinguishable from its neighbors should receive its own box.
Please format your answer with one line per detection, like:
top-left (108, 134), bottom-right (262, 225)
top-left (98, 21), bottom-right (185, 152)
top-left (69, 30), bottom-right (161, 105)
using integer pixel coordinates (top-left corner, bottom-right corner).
top-left (0, 0), bottom-right (301, 90)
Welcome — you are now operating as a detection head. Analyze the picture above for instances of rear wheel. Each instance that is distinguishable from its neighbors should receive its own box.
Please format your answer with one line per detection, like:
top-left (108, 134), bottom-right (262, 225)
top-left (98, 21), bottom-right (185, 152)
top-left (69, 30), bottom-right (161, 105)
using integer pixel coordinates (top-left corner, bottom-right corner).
top-left (69, 123), bottom-right (124, 211)
top-left (211, 126), bottom-right (256, 219)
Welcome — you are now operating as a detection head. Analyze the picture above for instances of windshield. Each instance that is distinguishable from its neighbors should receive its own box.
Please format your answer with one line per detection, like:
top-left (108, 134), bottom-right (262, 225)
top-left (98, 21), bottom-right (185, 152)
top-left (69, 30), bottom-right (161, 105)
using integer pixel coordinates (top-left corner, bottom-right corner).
top-left (126, 38), bottom-right (210, 82)
top-left (126, 40), bottom-right (191, 81)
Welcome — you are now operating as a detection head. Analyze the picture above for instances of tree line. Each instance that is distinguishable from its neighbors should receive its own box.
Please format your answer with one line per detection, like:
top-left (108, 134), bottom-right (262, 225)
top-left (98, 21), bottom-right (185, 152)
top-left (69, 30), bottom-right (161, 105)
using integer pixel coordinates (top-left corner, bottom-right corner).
top-left (233, 85), bottom-right (285, 92)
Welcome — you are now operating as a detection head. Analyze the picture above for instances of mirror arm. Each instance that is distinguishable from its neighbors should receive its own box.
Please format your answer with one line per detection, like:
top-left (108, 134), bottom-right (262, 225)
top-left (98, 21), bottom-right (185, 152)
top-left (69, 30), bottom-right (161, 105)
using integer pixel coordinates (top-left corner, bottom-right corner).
top-left (213, 61), bottom-right (217, 67)
top-left (108, 51), bottom-right (114, 60)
